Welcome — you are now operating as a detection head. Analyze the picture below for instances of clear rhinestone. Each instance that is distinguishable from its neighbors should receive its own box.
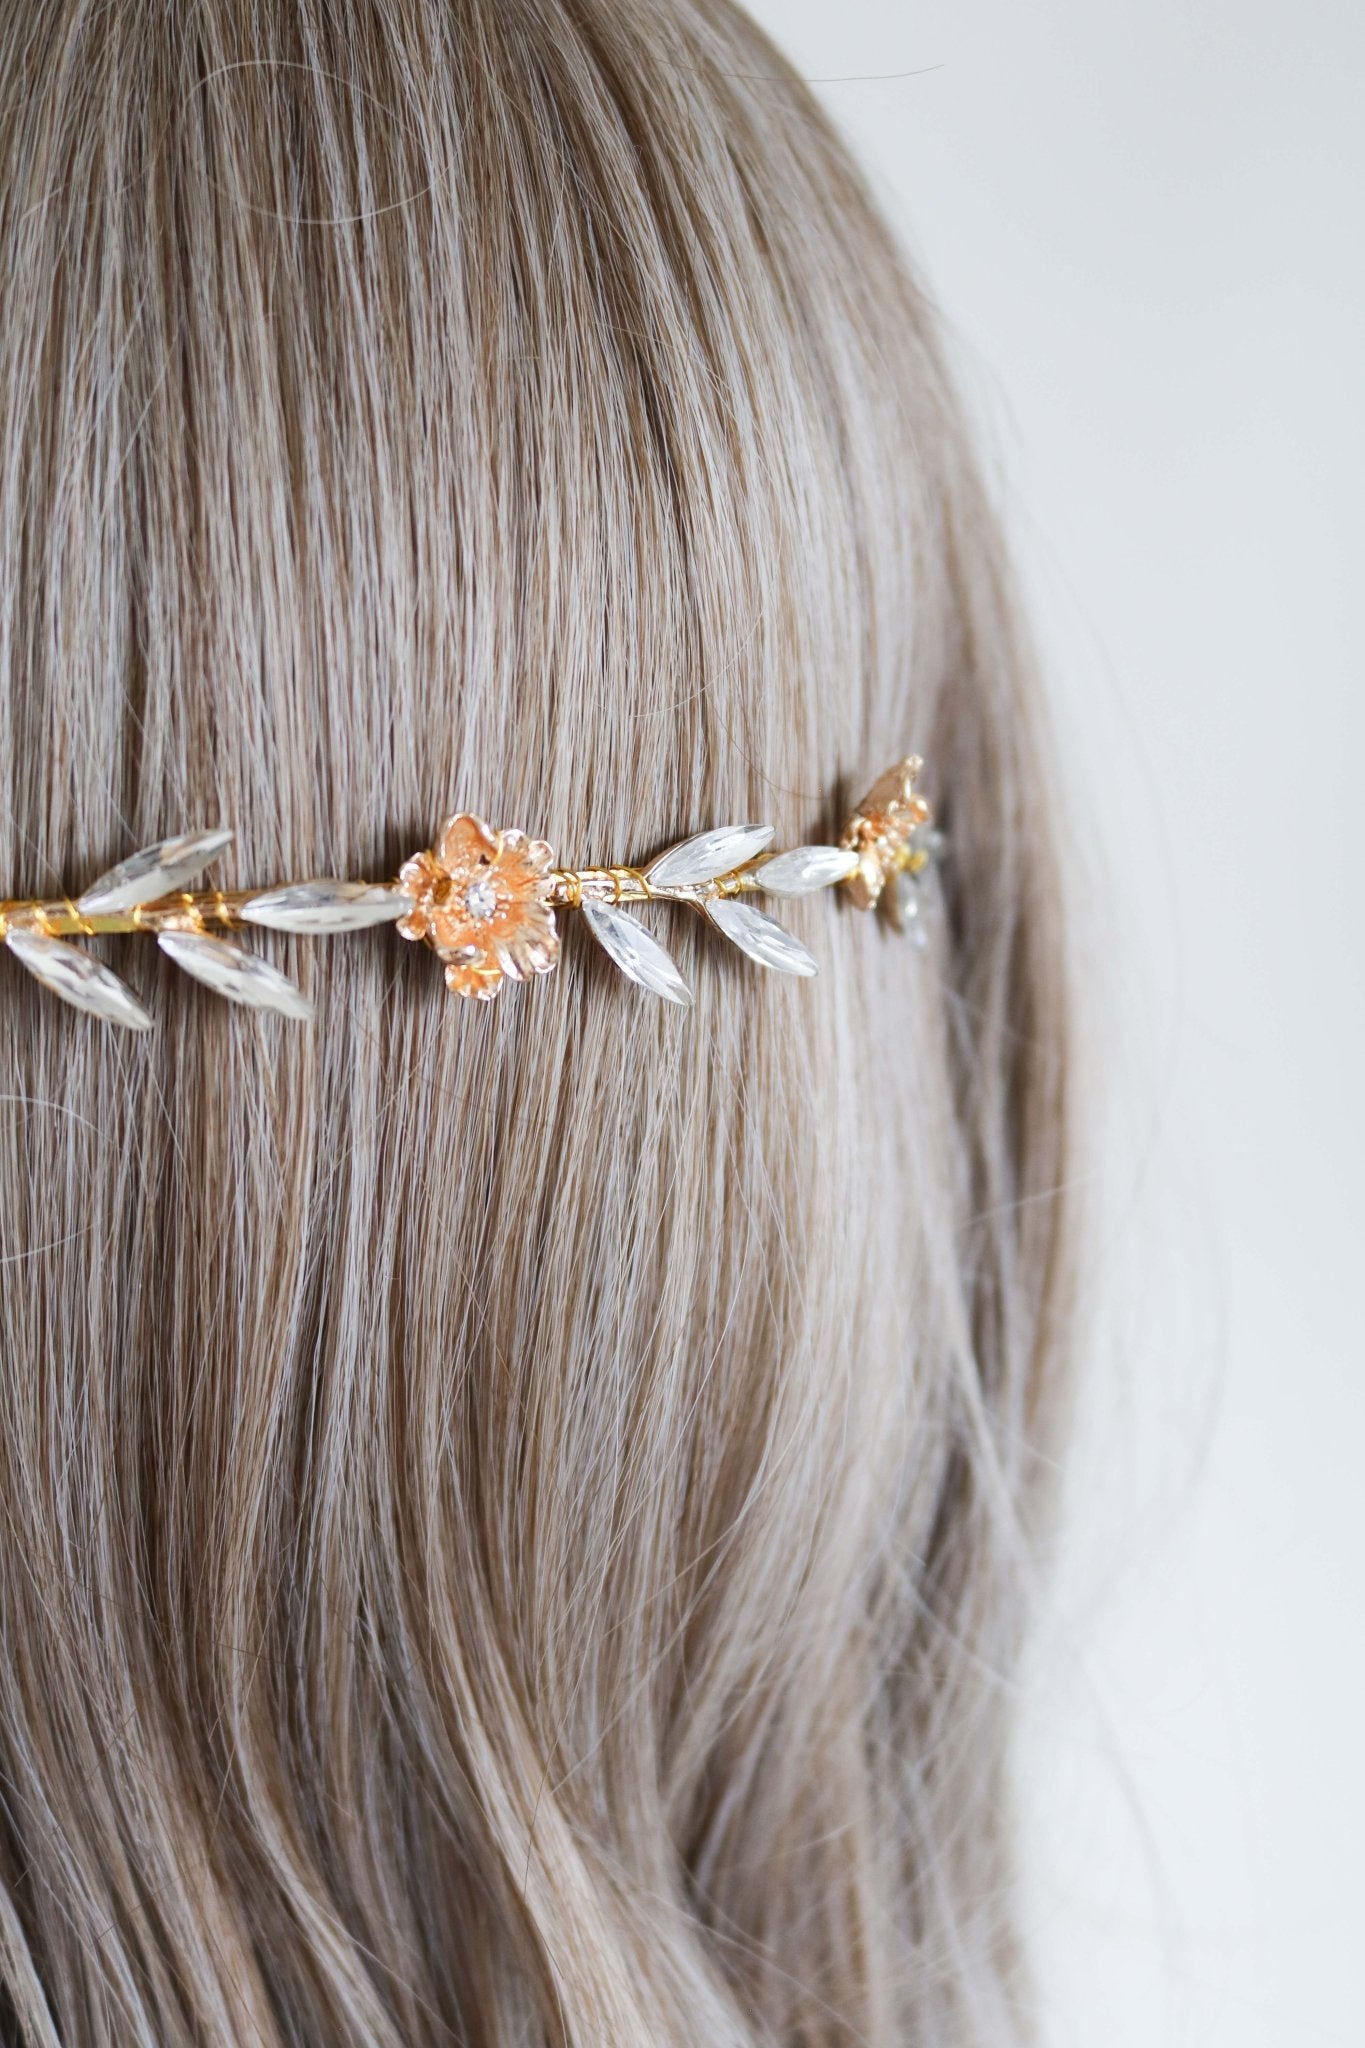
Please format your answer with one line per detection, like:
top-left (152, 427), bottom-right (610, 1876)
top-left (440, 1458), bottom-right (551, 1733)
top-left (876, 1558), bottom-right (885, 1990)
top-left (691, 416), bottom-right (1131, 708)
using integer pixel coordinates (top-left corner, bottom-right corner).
top-left (646, 823), bottom-right (774, 891)
top-left (464, 878), bottom-right (498, 921)
top-left (581, 901), bottom-right (692, 1006)
top-left (706, 898), bottom-right (818, 976)
top-left (156, 931), bottom-right (314, 1020)
top-left (5, 929), bottom-right (153, 1031)
top-left (241, 881), bottom-right (413, 932)
top-left (755, 844), bottom-right (859, 896)
top-left (78, 827), bottom-right (234, 915)
top-left (889, 869), bottom-right (931, 947)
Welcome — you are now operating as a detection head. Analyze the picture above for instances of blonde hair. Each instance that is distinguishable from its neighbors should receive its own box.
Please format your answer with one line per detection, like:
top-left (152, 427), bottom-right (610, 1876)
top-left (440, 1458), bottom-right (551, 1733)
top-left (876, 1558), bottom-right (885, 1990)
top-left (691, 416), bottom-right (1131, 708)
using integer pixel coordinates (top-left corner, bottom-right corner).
top-left (0, 2), bottom-right (1074, 2042)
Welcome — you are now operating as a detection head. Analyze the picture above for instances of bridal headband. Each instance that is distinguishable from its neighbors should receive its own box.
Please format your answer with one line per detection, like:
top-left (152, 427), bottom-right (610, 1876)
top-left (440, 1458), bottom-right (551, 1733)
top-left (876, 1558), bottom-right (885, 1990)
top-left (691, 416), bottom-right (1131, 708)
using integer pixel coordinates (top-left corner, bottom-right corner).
top-left (0, 758), bottom-right (939, 1030)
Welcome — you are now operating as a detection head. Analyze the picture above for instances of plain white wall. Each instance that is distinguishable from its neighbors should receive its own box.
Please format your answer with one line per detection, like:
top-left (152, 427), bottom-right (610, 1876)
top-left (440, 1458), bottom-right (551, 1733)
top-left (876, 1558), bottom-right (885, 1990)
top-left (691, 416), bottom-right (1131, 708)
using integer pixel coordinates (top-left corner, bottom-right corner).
top-left (742, 4), bottom-right (1364, 2045)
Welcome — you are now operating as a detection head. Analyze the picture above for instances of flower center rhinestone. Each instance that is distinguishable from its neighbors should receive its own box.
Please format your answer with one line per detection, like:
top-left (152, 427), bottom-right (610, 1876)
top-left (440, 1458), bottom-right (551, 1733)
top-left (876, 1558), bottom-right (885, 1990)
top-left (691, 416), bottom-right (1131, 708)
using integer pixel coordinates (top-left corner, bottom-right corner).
top-left (463, 876), bottom-right (498, 921)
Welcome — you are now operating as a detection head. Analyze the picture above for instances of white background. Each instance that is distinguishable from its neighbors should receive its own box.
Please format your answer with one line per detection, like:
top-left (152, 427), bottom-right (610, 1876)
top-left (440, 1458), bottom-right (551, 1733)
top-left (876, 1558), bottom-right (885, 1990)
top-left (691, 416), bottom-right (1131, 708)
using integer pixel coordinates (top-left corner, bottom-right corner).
top-left (746, 4), bottom-right (1364, 2044)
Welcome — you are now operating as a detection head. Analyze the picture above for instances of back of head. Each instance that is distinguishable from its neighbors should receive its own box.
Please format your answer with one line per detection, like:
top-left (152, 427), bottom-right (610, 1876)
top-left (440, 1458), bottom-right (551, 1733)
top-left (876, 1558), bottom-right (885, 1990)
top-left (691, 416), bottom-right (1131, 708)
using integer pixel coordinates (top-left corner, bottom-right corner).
top-left (0, 2), bottom-right (1074, 2042)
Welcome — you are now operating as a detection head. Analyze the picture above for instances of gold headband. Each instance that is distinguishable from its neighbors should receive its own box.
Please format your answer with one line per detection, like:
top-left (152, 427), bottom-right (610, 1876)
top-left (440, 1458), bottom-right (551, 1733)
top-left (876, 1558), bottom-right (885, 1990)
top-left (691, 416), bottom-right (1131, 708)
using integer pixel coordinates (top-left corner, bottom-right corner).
top-left (0, 757), bottom-right (938, 1030)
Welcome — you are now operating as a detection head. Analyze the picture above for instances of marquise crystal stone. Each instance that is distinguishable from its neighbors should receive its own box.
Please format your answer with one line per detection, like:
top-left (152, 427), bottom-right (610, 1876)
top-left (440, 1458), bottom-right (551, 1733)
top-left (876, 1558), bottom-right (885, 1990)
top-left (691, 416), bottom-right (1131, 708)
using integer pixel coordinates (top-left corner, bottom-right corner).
top-left (755, 845), bottom-right (859, 896)
top-left (890, 866), bottom-right (940, 948)
top-left (5, 929), bottom-right (153, 1031)
top-left (78, 828), bottom-right (234, 916)
top-left (582, 901), bottom-right (692, 1006)
top-left (157, 931), bottom-right (313, 1021)
top-left (241, 881), bottom-right (414, 933)
top-left (706, 898), bottom-right (817, 977)
top-left (646, 823), bottom-right (774, 891)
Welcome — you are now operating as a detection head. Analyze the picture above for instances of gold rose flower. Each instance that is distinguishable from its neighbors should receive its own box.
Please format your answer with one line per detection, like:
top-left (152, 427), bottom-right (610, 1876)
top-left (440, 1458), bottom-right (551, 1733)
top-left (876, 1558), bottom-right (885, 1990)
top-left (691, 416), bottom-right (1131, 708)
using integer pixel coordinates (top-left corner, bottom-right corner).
top-left (397, 814), bottom-right (559, 1000)
top-left (839, 756), bottom-right (933, 918)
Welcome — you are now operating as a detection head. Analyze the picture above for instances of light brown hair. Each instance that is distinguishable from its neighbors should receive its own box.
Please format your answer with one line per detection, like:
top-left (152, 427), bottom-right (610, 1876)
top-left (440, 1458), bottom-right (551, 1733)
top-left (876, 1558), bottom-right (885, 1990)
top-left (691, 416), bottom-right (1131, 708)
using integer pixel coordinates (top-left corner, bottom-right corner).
top-left (0, 1), bottom-right (1074, 2041)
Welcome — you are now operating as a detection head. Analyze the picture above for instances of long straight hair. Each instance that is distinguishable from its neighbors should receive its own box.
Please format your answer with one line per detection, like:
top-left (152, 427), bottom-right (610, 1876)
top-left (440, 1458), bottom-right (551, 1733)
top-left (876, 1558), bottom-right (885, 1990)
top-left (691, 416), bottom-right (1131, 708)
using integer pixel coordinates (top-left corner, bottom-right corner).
top-left (0, 2), bottom-right (1075, 2041)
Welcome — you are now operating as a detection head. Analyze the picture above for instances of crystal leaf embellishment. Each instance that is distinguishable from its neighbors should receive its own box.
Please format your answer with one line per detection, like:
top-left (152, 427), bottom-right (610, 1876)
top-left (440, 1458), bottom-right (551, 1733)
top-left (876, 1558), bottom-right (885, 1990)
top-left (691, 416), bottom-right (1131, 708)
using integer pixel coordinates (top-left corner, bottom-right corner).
top-left (646, 824), bottom-right (774, 891)
top-left (78, 828), bottom-right (234, 915)
top-left (706, 898), bottom-right (817, 976)
top-left (157, 932), bottom-right (313, 1020)
top-left (887, 867), bottom-right (926, 942)
top-left (582, 901), bottom-right (693, 1006)
top-left (241, 881), bottom-right (414, 933)
top-left (5, 929), bottom-right (153, 1030)
top-left (755, 845), bottom-right (859, 896)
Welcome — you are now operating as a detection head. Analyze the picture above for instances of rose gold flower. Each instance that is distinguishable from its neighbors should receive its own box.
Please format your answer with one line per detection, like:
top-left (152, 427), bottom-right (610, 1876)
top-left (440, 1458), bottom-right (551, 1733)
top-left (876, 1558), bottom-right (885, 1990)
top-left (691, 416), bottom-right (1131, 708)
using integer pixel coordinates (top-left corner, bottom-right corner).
top-left (397, 814), bottom-right (559, 1001)
top-left (839, 757), bottom-right (932, 913)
